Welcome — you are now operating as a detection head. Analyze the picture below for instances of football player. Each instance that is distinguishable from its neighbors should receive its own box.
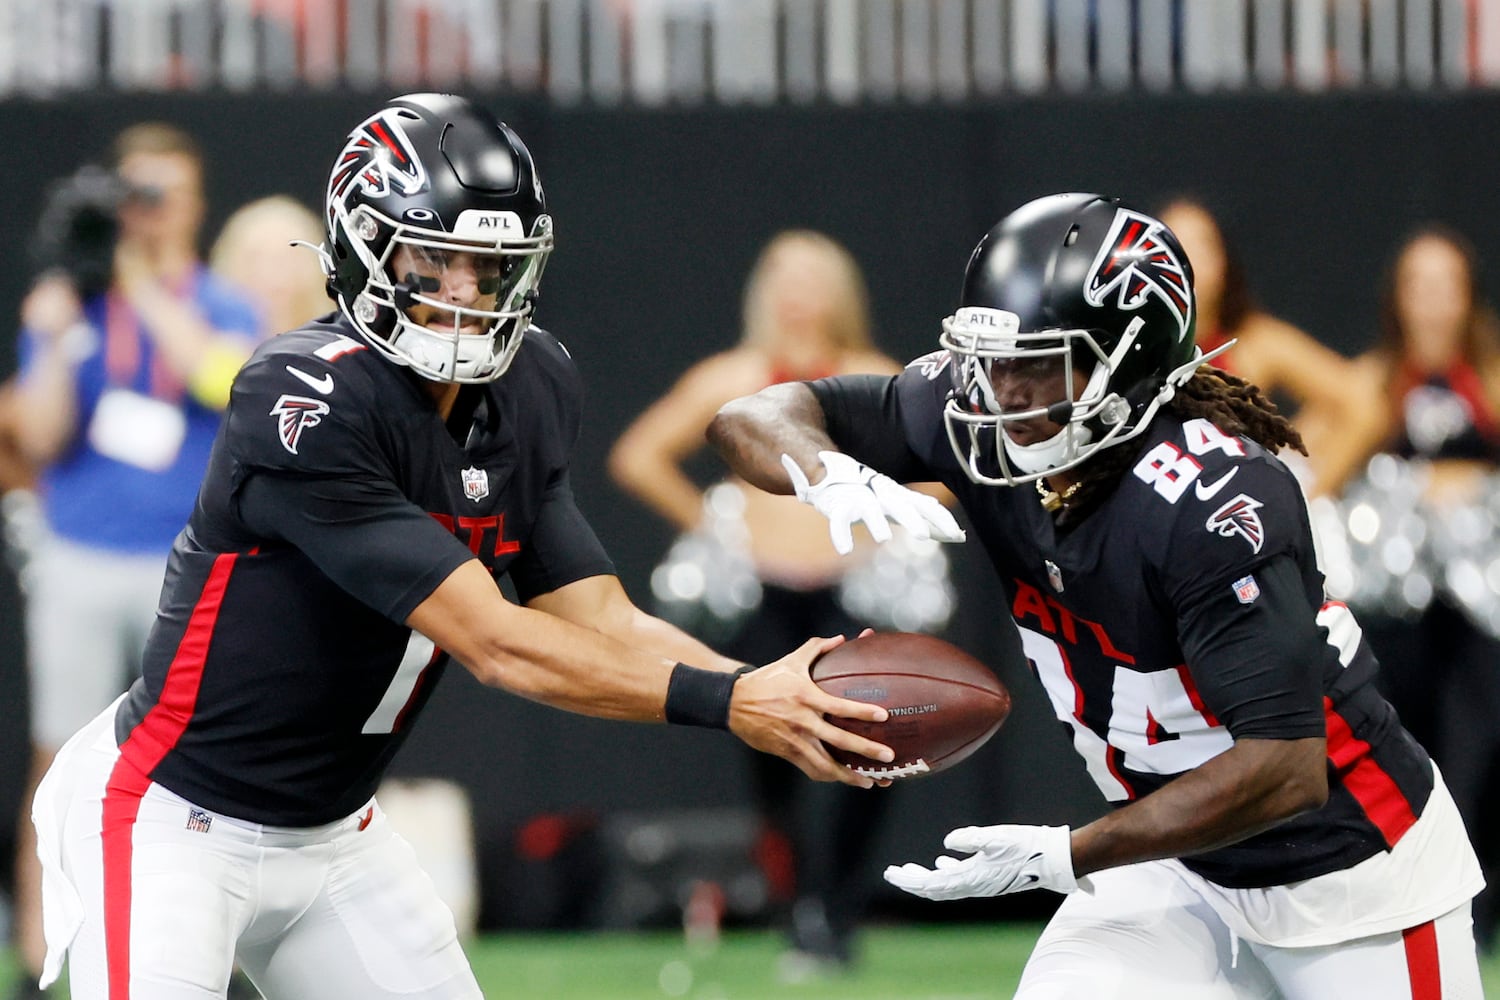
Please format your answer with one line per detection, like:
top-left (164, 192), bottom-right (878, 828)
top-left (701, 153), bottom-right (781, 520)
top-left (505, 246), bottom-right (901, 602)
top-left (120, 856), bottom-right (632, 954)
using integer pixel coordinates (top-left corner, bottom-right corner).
top-left (708, 193), bottom-right (1486, 997)
top-left (27, 93), bottom-right (893, 1000)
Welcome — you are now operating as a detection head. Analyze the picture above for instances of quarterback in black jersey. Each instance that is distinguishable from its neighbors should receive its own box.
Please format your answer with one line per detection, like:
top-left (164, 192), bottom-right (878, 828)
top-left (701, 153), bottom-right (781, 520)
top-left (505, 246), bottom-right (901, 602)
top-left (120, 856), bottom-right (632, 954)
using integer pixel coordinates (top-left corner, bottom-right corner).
top-left (710, 194), bottom-right (1486, 998)
top-left (28, 94), bottom-right (893, 1000)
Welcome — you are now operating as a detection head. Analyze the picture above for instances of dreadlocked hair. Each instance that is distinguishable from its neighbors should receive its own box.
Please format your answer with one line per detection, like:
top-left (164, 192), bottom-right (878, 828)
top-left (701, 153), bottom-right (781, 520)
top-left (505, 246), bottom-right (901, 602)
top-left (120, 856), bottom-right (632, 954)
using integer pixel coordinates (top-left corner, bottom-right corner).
top-left (1169, 367), bottom-right (1306, 456)
top-left (1053, 367), bottom-right (1305, 529)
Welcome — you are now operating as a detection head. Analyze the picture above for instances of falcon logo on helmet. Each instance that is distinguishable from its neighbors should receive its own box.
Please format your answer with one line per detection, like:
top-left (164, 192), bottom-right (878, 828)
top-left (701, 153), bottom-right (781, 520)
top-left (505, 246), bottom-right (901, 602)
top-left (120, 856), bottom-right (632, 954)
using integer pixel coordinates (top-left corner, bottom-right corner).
top-left (327, 109), bottom-right (429, 226)
top-left (1206, 493), bottom-right (1266, 553)
top-left (1084, 208), bottom-right (1193, 344)
top-left (271, 395), bottom-right (332, 455)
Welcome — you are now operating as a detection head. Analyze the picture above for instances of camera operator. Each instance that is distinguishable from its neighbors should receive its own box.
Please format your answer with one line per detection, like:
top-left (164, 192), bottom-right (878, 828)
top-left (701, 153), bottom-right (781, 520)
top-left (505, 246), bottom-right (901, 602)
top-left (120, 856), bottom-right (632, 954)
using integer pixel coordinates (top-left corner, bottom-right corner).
top-left (8, 122), bottom-right (258, 999)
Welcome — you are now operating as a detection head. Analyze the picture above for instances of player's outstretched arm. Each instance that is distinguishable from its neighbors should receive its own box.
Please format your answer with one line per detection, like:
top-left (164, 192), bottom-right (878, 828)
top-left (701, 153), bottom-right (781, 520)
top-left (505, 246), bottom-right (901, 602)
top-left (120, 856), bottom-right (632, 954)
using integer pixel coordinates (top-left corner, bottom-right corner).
top-left (1068, 734), bottom-right (1327, 877)
top-left (710, 382), bottom-right (963, 554)
top-left (708, 381), bottom-right (833, 495)
top-left (885, 735), bottom-right (1327, 901)
top-left (406, 562), bottom-right (892, 787)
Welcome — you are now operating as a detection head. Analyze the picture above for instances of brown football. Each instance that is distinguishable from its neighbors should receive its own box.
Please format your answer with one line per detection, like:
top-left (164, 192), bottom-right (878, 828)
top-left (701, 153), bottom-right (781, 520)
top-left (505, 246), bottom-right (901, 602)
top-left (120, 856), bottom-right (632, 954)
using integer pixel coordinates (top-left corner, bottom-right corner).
top-left (812, 632), bottom-right (1010, 780)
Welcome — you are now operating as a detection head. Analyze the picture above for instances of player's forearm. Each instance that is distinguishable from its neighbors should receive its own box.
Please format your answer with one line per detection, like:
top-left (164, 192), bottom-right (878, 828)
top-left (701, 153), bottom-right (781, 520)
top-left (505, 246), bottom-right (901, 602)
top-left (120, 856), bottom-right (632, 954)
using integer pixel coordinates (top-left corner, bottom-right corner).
top-left (412, 579), bottom-right (671, 721)
top-left (1069, 736), bottom-right (1327, 877)
top-left (708, 382), bottom-right (834, 495)
top-left (480, 611), bottom-right (683, 720)
top-left (409, 561), bottom-right (717, 721)
top-left (609, 607), bottom-right (746, 674)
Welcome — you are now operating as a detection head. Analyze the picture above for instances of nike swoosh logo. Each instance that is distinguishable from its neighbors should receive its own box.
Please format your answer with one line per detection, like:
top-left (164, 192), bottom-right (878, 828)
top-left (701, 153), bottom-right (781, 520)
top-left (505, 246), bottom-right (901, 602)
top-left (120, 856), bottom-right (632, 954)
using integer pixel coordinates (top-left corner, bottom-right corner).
top-left (286, 365), bottom-right (334, 395)
top-left (1195, 467), bottom-right (1239, 501)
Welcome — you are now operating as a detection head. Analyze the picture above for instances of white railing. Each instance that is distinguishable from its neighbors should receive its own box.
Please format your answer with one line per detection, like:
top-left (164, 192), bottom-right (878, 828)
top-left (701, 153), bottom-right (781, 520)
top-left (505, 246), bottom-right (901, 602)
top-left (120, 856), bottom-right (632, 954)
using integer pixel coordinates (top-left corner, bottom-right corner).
top-left (1, 0), bottom-right (1497, 102)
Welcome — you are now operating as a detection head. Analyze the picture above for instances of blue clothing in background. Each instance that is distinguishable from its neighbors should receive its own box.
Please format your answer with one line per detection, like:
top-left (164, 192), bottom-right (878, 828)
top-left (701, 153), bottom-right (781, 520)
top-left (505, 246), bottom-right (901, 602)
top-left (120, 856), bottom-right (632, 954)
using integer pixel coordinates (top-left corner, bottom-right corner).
top-left (20, 267), bottom-right (258, 553)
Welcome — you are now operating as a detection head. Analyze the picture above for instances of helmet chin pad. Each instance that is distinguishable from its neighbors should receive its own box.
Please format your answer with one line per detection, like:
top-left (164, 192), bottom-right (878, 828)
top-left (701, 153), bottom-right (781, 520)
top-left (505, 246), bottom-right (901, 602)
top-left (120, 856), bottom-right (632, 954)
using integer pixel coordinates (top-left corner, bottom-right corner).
top-left (1001, 422), bottom-right (1095, 474)
top-left (387, 318), bottom-right (512, 382)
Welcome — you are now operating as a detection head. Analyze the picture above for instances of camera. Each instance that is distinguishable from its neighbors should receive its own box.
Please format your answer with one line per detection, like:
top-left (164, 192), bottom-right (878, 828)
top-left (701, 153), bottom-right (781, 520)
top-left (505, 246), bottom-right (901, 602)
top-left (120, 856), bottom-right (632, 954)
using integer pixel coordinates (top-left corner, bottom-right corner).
top-left (30, 164), bottom-right (162, 298)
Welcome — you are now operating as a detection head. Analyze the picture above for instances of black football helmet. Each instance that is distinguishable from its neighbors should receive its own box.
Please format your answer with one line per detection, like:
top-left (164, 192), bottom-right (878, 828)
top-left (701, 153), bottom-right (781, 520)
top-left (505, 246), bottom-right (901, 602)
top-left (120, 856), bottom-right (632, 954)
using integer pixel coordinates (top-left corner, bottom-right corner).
top-left (941, 192), bottom-right (1205, 486)
top-left (323, 93), bottom-right (552, 382)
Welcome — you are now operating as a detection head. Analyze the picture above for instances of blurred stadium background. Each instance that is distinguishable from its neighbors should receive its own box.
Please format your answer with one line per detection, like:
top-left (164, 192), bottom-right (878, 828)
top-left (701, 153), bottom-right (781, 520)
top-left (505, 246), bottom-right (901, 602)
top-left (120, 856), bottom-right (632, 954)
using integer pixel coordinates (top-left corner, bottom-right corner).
top-left (1, 0), bottom-right (1500, 995)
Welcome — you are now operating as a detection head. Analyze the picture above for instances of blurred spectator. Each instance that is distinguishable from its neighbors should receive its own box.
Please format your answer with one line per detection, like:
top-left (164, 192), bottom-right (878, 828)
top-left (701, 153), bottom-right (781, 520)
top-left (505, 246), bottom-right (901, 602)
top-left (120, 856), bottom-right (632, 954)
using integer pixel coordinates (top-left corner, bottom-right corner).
top-left (9, 121), bottom-right (258, 997)
top-left (1159, 197), bottom-right (1381, 497)
top-left (209, 194), bottom-right (330, 337)
top-left (0, 378), bottom-right (38, 498)
top-left (1338, 225), bottom-right (1500, 952)
top-left (610, 230), bottom-right (933, 977)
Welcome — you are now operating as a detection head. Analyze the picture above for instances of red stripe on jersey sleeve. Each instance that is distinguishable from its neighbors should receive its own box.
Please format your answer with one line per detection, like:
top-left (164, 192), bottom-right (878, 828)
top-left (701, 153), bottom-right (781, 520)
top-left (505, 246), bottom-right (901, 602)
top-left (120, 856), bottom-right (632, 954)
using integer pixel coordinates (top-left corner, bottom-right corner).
top-left (1324, 696), bottom-right (1417, 847)
top-left (1402, 920), bottom-right (1442, 1000)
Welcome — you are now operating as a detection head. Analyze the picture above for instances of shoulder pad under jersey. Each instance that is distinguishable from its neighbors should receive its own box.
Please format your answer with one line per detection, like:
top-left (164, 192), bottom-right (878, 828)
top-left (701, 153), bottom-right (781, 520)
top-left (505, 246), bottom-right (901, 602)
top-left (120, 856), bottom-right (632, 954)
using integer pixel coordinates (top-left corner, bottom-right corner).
top-left (1129, 416), bottom-right (1307, 601)
top-left (223, 327), bottom-right (389, 477)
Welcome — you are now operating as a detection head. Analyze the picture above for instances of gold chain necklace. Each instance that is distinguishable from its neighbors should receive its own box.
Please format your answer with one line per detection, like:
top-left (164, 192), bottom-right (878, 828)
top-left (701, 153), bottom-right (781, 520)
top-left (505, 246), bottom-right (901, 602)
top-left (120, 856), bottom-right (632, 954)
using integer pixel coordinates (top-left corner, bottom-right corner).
top-left (1035, 478), bottom-right (1082, 513)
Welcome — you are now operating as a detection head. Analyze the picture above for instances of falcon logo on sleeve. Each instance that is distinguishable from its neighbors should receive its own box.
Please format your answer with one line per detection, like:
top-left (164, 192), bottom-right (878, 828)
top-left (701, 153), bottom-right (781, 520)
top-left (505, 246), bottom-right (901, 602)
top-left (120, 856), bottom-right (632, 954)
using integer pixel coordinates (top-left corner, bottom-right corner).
top-left (271, 395), bottom-right (332, 455)
top-left (1205, 493), bottom-right (1266, 553)
top-left (1084, 208), bottom-right (1193, 343)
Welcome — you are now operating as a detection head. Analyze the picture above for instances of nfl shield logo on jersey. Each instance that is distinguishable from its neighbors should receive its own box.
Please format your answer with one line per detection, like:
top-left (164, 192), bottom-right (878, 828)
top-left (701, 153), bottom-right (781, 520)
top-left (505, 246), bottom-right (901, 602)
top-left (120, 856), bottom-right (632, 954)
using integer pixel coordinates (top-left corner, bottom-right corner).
top-left (1045, 559), bottom-right (1065, 593)
top-left (1232, 574), bottom-right (1261, 604)
top-left (461, 466), bottom-right (490, 502)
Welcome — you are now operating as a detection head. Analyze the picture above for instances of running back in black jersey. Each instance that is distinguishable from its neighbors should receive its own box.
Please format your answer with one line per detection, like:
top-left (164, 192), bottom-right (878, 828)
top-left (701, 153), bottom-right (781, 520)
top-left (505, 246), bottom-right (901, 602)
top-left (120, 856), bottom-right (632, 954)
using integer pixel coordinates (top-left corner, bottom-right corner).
top-left (810, 353), bottom-right (1435, 890)
top-left (114, 315), bottom-right (615, 826)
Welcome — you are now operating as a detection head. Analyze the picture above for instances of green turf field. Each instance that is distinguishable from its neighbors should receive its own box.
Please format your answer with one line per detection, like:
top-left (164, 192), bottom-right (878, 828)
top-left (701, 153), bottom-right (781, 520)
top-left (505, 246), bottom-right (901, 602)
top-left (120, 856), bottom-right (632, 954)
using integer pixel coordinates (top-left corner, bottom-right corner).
top-left (468, 924), bottom-right (1038, 999)
top-left (7, 923), bottom-right (1500, 997)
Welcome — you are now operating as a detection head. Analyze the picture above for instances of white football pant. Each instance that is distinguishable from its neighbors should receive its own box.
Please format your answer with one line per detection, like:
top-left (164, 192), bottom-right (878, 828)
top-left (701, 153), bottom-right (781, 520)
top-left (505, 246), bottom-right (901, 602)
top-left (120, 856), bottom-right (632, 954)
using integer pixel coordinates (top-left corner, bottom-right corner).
top-left (1018, 858), bottom-right (1482, 999)
top-left (33, 700), bottom-right (482, 999)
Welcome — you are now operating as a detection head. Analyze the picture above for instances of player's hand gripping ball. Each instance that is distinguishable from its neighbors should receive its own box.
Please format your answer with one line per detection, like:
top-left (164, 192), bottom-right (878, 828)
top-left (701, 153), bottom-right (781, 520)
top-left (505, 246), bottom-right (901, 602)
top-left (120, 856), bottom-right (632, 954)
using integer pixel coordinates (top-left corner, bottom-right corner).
top-left (812, 632), bottom-right (1010, 780)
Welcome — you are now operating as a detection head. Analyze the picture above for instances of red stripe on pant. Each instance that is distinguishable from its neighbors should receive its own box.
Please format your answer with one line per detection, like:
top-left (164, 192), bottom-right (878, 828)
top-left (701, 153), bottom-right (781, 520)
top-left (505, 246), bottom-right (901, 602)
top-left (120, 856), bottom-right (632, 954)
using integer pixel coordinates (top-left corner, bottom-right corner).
top-left (1403, 920), bottom-right (1442, 1000)
top-left (101, 552), bottom-right (238, 998)
top-left (101, 759), bottom-right (153, 1000)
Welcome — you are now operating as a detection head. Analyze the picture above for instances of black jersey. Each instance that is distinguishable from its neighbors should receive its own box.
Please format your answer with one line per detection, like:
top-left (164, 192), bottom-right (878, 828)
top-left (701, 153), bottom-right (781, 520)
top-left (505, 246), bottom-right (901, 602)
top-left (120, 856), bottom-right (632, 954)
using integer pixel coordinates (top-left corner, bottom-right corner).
top-left (114, 316), bottom-right (615, 826)
top-left (811, 354), bottom-right (1434, 889)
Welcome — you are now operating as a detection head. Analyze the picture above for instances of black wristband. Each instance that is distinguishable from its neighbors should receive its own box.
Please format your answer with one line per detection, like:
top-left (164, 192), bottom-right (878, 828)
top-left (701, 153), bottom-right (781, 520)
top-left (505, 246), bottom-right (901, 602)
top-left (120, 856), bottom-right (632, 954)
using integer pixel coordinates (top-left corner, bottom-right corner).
top-left (665, 663), bottom-right (752, 729)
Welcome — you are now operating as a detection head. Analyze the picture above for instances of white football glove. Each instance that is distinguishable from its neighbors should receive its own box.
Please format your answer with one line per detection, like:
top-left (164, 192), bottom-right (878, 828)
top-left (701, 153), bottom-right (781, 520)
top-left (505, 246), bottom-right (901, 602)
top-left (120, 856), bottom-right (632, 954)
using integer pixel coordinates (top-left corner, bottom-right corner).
top-left (884, 824), bottom-right (1078, 900)
top-left (781, 451), bottom-right (966, 556)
